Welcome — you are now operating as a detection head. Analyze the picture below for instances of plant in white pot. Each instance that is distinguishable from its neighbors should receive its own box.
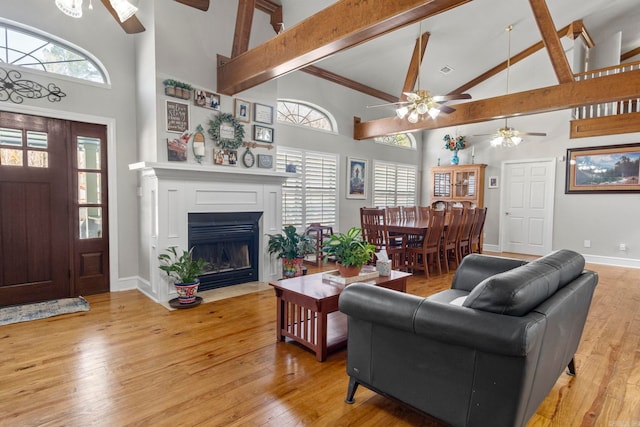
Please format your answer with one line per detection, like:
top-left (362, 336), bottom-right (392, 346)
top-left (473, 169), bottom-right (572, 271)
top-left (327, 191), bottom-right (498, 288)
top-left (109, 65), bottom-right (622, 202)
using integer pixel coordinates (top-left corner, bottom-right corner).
top-left (322, 227), bottom-right (376, 277)
top-left (267, 225), bottom-right (316, 278)
top-left (158, 247), bottom-right (209, 304)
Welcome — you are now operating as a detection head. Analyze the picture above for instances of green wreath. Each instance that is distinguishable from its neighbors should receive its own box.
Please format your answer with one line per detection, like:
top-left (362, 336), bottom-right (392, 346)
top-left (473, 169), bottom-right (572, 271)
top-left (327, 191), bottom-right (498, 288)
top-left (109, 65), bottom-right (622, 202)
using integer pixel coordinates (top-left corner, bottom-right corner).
top-left (207, 112), bottom-right (245, 149)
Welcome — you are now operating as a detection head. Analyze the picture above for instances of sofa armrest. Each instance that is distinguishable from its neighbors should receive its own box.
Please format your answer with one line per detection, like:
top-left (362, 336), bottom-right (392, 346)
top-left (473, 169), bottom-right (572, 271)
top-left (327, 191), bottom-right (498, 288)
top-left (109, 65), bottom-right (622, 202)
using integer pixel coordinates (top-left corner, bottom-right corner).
top-left (451, 253), bottom-right (528, 292)
top-left (340, 283), bottom-right (546, 357)
top-left (339, 283), bottom-right (425, 332)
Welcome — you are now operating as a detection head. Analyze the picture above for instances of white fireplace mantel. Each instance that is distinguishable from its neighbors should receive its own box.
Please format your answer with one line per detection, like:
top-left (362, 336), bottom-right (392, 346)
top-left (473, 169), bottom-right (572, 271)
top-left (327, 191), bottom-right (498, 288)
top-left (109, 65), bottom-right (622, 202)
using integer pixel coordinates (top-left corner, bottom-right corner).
top-left (130, 161), bottom-right (289, 303)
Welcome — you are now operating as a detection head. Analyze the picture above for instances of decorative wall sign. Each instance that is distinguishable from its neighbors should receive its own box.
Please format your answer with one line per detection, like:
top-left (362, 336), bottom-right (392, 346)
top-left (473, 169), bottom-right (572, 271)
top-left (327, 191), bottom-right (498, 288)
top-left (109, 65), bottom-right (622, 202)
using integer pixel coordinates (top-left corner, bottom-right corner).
top-left (0, 68), bottom-right (66, 104)
top-left (253, 124), bottom-right (274, 143)
top-left (214, 149), bottom-right (238, 166)
top-left (242, 147), bottom-right (255, 168)
top-left (566, 143), bottom-right (640, 193)
top-left (208, 112), bottom-right (245, 149)
top-left (167, 131), bottom-right (191, 161)
top-left (254, 103), bottom-right (274, 124)
top-left (235, 99), bottom-right (251, 123)
top-left (194, 88), bottom-right (220, 110)
top-left (192, 124), bottom-right (206, 163)
top-left (346, 157), bottom-right (367, 199)
top-left (166, 100), bottom-right (190, 133)
top-left (258, 154), bottom-right (273, 168)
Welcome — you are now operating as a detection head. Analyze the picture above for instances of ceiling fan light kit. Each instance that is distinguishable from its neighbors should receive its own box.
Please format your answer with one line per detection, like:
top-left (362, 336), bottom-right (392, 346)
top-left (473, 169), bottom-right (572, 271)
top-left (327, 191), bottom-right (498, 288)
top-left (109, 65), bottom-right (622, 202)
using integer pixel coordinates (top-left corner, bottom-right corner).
top-left (56, 0), bottom-right (83, 18)
top-left (489, 25), bottom-right (546, 148)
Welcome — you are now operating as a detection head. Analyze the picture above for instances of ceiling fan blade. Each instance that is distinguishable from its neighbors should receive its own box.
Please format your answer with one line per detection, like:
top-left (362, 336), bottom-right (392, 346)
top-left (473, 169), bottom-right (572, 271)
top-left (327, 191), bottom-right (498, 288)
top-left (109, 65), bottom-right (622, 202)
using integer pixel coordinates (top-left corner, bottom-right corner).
top-left (174, 0), bottom-right (210, 11)
top-left (101, 0), bottom-right (145, 33)
top-left (518, 132), bottom-right (547, 136)
top-left (432, 93), bottom-right (472, 102)
top-left (438, 105), bottom-right (456, 114)
top-left (366, 101), bottom-right (408, 108)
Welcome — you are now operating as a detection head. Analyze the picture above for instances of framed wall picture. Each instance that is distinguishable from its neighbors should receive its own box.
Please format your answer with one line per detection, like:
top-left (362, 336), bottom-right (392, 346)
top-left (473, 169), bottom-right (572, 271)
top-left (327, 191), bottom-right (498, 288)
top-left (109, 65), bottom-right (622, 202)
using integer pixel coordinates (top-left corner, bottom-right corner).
top-left (166, 100), bottom-right (189, 133)
top-left (566, 143), bottom-right (640, 193)
top-left (253, 103), bottom-right (274, 124)
top-left (194, 89), bottom-right (220, 110)
top-left (213, 149), bottom-right (238, 166)
top-left (234, 98), bottom-right (251, 123)
top-left (488, 176), bottom-right (499, 189)
top-left (253, 124), bottom-right (274, 143)
top-left (346, 157), bottom-right (367, 199)
top-left (257, 154), bottom-right (273, 168)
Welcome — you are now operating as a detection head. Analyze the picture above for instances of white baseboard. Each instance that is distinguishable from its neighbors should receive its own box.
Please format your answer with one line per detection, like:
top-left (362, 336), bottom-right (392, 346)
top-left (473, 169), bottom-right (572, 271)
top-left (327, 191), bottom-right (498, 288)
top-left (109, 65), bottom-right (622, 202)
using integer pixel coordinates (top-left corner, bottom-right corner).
top-left (112, 276), bottom-right (141, 292)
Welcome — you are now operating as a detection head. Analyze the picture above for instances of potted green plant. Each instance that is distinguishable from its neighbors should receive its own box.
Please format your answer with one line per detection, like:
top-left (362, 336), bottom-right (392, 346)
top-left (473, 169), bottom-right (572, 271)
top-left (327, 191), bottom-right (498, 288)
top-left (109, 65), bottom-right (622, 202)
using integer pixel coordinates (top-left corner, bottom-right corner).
top-left (162, 79), bottom-right (178, 97)
top-left (322, 227), bottom-right (376, 277)
top-left (267, 225), bottom-right (316, 278)
top-left (158, 246), bottom-right (209, 304)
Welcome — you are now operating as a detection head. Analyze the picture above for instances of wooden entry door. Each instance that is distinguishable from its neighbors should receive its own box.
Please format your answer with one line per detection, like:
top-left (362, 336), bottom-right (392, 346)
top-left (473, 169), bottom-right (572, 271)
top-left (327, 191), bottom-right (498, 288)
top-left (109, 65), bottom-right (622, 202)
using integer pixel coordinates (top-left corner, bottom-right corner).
top-left (0, 112), bottom-right (109, 306)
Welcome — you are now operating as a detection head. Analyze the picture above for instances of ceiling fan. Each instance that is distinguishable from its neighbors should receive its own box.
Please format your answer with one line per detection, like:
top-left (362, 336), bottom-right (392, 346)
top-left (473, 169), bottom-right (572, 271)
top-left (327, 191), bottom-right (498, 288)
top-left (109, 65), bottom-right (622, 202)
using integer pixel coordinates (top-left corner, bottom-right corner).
top-left (367, 23), bottom-right (471, 123)
top-left (55, 0), bottom-right (210, 34)
top-left (475, 25), bottom-right (546, 147)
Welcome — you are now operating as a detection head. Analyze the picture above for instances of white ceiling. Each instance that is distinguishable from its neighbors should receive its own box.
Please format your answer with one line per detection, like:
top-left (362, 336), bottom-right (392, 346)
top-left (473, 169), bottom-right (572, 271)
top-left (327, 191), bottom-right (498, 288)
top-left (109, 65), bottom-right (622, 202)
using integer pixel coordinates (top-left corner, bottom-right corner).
top-left (278, 0), bottom-right (640, 101)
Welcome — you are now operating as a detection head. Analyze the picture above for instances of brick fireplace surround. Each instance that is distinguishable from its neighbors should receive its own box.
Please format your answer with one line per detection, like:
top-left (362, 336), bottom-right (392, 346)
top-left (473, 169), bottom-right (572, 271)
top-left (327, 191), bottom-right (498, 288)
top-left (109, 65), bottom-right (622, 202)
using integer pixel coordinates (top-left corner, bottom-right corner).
top-left (130, 162), bottom-right (290, 303)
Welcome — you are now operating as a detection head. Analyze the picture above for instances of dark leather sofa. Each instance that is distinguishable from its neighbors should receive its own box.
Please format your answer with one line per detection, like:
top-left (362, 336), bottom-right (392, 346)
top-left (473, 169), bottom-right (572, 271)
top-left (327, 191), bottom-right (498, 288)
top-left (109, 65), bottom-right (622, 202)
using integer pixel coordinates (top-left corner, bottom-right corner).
top-left (338, 249), bottom-right (598, 427)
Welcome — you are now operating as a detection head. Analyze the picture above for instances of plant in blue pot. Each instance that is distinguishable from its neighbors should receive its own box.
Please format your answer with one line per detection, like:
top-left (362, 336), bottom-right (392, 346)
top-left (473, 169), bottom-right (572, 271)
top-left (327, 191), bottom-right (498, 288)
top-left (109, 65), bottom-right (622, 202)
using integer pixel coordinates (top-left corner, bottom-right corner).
top-left (158, 247), bottom-right (209, 304)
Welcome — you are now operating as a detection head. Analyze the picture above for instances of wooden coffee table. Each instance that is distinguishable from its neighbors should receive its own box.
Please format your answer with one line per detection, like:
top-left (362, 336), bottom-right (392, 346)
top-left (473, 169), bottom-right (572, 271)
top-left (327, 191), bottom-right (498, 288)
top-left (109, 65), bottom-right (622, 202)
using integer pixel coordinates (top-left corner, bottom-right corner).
top-left (269, 267), bottom-right (411, 361)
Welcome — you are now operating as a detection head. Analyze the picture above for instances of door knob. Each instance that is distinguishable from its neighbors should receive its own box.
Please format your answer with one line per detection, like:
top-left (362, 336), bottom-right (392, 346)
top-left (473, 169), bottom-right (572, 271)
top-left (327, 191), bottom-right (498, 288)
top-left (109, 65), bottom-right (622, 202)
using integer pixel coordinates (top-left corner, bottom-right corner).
top-left (505, 212), bottom-right (510, 215)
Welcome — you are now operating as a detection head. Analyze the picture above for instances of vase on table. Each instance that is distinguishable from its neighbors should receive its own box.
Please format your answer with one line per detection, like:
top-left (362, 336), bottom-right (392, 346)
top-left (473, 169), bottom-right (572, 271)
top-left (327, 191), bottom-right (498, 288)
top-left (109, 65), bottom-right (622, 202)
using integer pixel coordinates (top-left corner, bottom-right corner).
top-left (451, 150), bottom-right (459, 165)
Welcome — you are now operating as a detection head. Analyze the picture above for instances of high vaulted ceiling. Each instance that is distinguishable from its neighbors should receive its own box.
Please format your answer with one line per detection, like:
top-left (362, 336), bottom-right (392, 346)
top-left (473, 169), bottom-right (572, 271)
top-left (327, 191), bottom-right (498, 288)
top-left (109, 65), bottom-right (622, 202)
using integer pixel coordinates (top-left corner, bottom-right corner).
top-left (221, 0), bottom-right (640, 139)
top-left (277, 0), bottom-right (640, 101)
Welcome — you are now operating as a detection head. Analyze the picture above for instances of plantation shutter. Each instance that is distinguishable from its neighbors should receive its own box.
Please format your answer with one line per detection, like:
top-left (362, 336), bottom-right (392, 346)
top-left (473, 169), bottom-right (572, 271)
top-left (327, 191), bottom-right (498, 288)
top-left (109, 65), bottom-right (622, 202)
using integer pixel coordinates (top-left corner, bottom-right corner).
top-left (277, 148), bottom-right (338, 230)
top-left (373, 161), bottom-right (417, 207)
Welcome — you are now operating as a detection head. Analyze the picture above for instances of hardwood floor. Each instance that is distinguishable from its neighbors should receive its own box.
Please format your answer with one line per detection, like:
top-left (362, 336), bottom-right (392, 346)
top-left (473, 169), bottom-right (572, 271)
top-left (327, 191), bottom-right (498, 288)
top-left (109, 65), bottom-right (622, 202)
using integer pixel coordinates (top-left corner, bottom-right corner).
top-left (1, 255), bottom-right (639, 426)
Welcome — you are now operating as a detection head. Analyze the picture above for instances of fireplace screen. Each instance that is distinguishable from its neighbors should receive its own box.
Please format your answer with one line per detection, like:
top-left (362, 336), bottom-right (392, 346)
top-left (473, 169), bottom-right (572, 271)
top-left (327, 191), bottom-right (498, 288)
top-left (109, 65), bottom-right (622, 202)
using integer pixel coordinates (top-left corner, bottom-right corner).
top-left (188, 212), bottom-right (262, 291)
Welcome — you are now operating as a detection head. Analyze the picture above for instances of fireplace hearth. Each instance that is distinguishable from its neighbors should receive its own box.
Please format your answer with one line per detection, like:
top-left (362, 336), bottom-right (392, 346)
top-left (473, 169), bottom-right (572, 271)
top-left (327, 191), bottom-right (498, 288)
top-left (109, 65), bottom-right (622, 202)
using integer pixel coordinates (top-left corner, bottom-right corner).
top-left (188, 212), bottom-right (263, 291)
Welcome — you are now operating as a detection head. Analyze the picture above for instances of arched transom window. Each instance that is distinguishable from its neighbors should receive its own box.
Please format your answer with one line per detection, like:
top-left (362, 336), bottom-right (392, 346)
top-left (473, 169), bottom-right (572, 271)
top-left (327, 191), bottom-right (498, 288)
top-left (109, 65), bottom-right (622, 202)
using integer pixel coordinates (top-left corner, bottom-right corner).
top-left (374, 133), bottom-right (417, 150)
top-left (0, 20), bottom-right (108, 84)
top-left (277, 99), bottom-right (337, 133)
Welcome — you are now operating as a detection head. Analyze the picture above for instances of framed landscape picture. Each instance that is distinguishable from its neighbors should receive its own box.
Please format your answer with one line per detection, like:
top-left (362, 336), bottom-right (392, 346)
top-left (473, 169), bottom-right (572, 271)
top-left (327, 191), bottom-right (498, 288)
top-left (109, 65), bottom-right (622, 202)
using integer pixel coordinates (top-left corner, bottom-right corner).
top-left (346, 157), bottom-right (367, 199)
top-left (566, 143), bottom-right (640, 193)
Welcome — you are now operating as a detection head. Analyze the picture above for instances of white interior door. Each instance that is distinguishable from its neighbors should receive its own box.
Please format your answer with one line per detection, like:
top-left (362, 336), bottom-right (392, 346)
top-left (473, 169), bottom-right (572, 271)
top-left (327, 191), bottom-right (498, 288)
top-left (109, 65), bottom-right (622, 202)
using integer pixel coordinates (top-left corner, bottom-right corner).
top-left (501, 159), bottom-right (556, 256)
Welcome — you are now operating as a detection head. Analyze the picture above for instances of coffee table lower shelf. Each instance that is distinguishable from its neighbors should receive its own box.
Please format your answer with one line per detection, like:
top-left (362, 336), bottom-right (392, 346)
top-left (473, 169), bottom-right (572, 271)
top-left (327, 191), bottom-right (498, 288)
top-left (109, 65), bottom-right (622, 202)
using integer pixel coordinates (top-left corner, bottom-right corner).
top-left (280, 311), bottom-right (348, 360)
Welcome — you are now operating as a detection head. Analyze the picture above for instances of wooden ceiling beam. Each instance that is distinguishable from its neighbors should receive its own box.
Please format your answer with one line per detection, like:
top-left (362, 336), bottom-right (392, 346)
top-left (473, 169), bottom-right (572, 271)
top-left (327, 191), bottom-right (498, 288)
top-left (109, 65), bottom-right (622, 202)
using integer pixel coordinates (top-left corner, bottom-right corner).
top-left (353, 69), bottom-right (640, 139)
top-left (448, 24), bottom-right (570, 95)
top-left (255, 0), bottom-right (283, 34)
top-left (529, 0), bottom-right (574, 84)
top-left (231, 0), bottom-right (256, 58)
top-left (301, 66), bottom-right (398, 104)
top-left (401, 32), bottom-right (430, 99)
top-left (217, 0), bottom-right (472, 95)
top-left (621, 46), bottom-right (640, 62)
top-left (568, 19), bottom-right (595, 49)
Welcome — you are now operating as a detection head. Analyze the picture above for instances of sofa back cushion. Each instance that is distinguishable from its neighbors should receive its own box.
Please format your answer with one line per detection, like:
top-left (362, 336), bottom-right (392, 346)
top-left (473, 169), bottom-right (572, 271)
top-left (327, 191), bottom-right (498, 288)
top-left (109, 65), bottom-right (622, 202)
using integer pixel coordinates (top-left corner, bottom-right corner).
top-left (462, 250), bottom-right (585, 316)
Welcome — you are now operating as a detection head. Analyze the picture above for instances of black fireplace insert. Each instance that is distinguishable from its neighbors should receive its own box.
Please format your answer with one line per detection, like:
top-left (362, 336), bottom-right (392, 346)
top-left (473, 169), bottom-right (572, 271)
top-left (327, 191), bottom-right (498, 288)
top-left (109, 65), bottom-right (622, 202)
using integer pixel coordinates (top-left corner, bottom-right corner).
top-left (188, 212), bottom-right (263, 291)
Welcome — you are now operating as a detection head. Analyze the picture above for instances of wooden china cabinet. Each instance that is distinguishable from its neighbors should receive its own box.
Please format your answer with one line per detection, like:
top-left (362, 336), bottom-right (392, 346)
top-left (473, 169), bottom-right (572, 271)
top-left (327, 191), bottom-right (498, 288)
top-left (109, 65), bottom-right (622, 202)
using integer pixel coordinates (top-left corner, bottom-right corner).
top-left (430, 164), bottom-right (487, 208)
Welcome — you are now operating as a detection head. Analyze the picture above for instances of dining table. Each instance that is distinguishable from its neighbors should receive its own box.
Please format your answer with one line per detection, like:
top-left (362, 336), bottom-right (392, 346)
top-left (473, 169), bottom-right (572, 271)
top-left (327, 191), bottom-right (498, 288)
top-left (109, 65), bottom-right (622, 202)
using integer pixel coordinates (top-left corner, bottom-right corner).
top-left (386, 218), bottom-right (431, 236)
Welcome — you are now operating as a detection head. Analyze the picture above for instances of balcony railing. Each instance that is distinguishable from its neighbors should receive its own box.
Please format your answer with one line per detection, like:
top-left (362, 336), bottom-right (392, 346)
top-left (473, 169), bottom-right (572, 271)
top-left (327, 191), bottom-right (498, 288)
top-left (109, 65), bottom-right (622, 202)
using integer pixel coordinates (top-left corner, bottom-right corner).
top-left (573, 61), bottom-right (640, 119)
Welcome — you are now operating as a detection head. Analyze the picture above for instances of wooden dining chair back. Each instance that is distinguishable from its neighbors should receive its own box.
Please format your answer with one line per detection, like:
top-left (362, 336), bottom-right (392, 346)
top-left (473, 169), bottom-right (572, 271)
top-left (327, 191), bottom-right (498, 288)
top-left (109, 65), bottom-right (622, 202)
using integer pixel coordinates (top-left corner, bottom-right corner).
top-left (417, 206), bottom-right (431, 221)
top-left (402, 206), bottom-right (417, 221)
top-left (360, 207), bottom-right (406, 271)
top-left (441, 207), bottom-right (464, 273)
top-left (385, 206), bottom-right (402, 223)
top-left (457, 208), bottom-right (476, 260)
top-left (470, 207), bottom-right (487, 254)
top-left (406, 209), bottom-right (446, 278)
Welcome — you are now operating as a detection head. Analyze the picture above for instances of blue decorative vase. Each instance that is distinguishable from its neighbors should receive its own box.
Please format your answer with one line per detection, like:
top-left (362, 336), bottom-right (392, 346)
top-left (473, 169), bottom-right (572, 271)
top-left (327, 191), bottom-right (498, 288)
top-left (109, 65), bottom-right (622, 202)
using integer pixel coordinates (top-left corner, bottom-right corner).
top-left (451, 150), bottom-right (459, 165)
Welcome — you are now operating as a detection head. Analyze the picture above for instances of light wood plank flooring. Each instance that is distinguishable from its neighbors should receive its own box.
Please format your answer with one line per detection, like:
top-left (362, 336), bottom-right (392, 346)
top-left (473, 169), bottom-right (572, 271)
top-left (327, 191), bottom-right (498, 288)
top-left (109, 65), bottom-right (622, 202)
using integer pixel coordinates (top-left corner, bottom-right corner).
top-left (1, 255), bottom-right (639, 426)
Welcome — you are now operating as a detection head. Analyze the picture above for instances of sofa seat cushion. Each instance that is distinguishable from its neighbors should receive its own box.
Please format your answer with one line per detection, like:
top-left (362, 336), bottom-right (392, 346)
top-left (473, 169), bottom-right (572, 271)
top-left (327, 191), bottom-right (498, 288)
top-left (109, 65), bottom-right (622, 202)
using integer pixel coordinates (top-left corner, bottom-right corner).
top-left (463, 260), bottom-right (562, 316)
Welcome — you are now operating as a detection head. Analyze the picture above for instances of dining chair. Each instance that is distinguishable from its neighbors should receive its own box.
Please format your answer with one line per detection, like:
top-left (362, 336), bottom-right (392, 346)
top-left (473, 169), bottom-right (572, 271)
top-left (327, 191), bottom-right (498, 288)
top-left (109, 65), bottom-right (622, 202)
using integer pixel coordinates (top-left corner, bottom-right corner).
top-left (402, 206), bottom-right (417, 221)
top-left (441, 207), bottom-right (464, 273)
top-left (385, 206), bottom-right (403, 222)
top-left (406, 209), bottom-right (446, 278)
top-left (457, 208), bottom-right (476, 261)
top-left (470, 207), bottom-right (487, 254)
top-left (417, 206), bottom-right (431, 221)
top-left (360, 207), bottom-right (407, 271)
